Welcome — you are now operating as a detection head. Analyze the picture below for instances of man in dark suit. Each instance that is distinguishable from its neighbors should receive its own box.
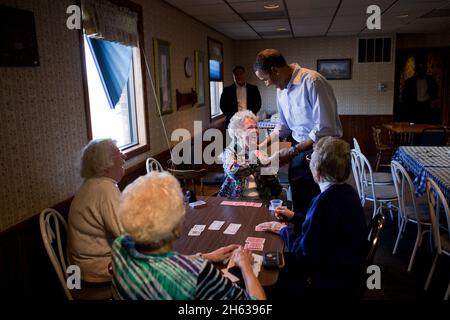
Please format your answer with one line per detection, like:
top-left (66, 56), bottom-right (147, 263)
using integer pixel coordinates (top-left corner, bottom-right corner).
top-left (220, 66), bottom-right (262, 128)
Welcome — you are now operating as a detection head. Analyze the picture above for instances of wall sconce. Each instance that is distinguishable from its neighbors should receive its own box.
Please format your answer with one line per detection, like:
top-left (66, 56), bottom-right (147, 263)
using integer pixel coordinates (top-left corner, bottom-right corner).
top-left (377, 82), bottom-right (386, 92)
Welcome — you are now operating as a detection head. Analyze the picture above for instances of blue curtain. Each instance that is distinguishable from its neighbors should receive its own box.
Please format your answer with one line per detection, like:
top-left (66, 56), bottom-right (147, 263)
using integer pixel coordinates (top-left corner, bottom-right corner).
top-left (86, 37), bottom-right (133, 109)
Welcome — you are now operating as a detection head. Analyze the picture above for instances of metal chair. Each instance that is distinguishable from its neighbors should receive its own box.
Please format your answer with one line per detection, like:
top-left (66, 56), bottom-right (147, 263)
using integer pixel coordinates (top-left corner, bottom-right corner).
top-left (390, 160), bottom-right (432, 271)
top-left (351, 149), bottom-right (398, 219)
top-left (353, 137), bottom-right (393, 185)
top-left (371, 126), bottom-right (394, 172)
top-left (424, 178), bottom-right (450, 300)
top-left (39, 208), bottom-right (73, 300)
top-left (145, 157), bottom-right (164, 173)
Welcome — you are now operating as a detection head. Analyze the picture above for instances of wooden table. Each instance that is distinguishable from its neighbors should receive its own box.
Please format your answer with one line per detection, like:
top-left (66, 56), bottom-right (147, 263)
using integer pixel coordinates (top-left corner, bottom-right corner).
top-left (383, 123), bottom-right (441, 146)
top-left (173, 196), bottom-right (284, 288)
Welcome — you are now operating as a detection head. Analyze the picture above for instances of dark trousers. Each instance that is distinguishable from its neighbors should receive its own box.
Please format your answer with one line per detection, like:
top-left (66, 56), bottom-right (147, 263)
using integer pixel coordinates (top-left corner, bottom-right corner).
top-left (288, 149), bottom-right (320, 214)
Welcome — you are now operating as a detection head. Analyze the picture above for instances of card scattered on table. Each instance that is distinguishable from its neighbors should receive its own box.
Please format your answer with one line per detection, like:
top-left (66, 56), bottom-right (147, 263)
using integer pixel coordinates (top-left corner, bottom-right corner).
top-left (208, 220), bottom-right (225, 230)
top-left (220, 200), bottom-right (262, 208)
top-left (223, 223), bottom-right (241, 235)
top-left (189, 200), bottom-right (206, 208)
top-left (188, 224), bottom-right (206, 236)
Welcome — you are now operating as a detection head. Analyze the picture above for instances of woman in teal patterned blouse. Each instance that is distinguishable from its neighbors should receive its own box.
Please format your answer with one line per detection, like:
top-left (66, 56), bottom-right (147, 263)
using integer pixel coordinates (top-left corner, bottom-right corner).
top-left (112, 171), bottom-right (266, 300)
top-left (218, 110), bottom-right (282, 205)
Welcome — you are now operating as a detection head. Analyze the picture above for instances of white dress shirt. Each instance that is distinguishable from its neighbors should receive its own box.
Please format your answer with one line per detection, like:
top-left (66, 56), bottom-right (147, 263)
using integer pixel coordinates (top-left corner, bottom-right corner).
top-left (275, 64), bottom-right (343, 143)
top-left (236, 84), bottom-right (247, 111)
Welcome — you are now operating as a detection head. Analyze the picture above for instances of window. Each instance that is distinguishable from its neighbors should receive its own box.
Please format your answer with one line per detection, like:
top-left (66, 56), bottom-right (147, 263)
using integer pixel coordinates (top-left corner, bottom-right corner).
top-left (358, 37), bottom-right (392, 63)
top-left (81, 0), bottom-right (149, 157)
top-left (208, 38), bottom-right (224, 118)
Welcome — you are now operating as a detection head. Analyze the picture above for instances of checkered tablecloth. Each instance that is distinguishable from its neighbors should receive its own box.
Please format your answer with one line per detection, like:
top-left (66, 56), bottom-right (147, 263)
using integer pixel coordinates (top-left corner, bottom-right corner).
top-left (393, 146), bottom-right (450, 202)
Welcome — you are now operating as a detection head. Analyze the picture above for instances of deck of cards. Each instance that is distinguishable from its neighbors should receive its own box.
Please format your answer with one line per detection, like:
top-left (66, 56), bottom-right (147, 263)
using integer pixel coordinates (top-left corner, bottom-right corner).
top-left (220, 200), bottom-right (262, 208)
top-left (244, 236), bottom-right (265, 251)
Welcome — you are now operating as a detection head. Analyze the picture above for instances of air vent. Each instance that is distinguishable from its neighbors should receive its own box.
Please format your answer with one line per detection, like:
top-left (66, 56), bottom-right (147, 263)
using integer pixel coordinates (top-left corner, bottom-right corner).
top-left (358, 37), bottom-right (392, 63)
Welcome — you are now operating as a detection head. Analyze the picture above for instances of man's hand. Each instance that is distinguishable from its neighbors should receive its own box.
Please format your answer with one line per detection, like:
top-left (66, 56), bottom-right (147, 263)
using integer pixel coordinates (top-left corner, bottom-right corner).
top-left (278, 147), bottom-right (294, 163)
top-left (203, 244), bottom-right (240, 263)
top-left (274, 206), bottom-right (295, 221)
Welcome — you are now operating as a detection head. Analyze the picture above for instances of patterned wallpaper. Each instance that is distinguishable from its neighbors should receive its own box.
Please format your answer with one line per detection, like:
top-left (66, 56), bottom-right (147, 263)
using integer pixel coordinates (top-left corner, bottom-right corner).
top-left (0, 0), bottom-right (233, 231)
top-left (234, 36), bottom-right (396, 116)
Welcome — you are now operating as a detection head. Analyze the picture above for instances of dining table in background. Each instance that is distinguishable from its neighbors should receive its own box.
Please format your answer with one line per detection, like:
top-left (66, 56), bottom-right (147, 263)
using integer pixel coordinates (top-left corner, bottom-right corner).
top-left (383, 122), bottom-right (441, 146)
top-left (392, 146), bottom-right (450, 202)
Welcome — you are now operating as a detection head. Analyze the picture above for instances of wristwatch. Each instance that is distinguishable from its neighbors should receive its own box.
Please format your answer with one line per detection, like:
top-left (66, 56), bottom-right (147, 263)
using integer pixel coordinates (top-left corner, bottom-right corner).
top-left (290, 145), bottom-right (300, 156)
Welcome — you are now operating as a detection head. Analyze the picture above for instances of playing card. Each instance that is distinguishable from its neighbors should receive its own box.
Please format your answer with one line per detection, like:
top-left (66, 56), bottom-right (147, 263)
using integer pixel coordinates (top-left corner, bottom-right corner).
top-left (221, 269), bottom-right (240, 283)
top-left (244, 242), bottom-right (264, 251)
top-left (246, 236), bottom-right (265, 244)
top-left (208, 220), bottom-right (225, 230)
top-left (188, 224), bottom-right (206, 236)
top-left (223, 223), bottom-right (241, 235)
top-left (188, 229), bottom-right (202, 236)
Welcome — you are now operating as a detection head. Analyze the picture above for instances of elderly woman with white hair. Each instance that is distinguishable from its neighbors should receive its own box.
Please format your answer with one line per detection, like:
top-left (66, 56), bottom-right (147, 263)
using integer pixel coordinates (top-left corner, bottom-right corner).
top-left (112, 171), bottom-right (265, 300)
top-left (257, 137), bottom-right (367, 297)
top-left (67, 138), bottom-right (125, 296)
top-left (218, 110), bottom-right (281, 204)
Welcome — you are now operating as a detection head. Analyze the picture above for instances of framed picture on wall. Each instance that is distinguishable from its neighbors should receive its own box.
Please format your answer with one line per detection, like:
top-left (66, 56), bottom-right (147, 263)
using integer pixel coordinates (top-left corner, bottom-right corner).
top-left (317, 59), bottom-right (352, 80)
top-left (153, 38), bottom-right (172, 114)
top-left (194, 50), bottom-right (206, 106)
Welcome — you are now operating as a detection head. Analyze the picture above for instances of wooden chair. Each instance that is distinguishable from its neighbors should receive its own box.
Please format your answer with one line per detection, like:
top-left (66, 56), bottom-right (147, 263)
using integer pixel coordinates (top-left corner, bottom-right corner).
top-left (168, 168), bottom-right (208, 195)
top-left (145, 157), bottom-right (164, 173)
top-left (371, 126), bottom-right (395, 172)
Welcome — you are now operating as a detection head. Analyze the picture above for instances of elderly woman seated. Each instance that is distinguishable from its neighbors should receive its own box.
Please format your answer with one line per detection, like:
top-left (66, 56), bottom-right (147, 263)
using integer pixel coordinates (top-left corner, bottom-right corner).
top-left (218, 110), bottom-right (282, 204)
top-left (257, 137), bottom-right (367, 297)
top-left (112, 171), bottom-right (266, 300)
top-left (67, 138), bottom-right (125, 298)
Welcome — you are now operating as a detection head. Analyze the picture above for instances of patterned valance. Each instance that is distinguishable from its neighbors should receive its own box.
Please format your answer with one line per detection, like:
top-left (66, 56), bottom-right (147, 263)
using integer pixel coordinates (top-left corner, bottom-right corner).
top-left (82, 0), bottom-right (138, 47)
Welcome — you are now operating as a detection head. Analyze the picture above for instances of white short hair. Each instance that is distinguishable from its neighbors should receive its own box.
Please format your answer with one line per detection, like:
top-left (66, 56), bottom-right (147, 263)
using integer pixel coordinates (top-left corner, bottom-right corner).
top-left (227, 110), bottom-right (257, 142)
top-left (119, 171), bottom-right (185, 247)
top-left (309, 137), bottom-right (351, 183)
top-left (80, 139), bottom-right (117, 179)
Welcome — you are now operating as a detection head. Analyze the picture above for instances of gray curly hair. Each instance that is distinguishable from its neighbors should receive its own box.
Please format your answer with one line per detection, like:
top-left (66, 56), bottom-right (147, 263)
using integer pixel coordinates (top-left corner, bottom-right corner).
top-left (227, 110), bottom-right (257, 142)
top-left (80, 138), bottom-right (117, 179)
top-left (309, 137), bottom-right (351, 183)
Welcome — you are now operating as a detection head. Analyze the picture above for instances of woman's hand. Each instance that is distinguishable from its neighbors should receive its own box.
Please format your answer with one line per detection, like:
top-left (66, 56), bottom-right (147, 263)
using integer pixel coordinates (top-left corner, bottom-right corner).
top-left (233, 246), bottom-right (253, 270)
top-left (274, 206), bottom-right (294, 221)
top-left (203, 244), bottom-right (240, 263)
top-left (255, 221), bottom-right (287, 234)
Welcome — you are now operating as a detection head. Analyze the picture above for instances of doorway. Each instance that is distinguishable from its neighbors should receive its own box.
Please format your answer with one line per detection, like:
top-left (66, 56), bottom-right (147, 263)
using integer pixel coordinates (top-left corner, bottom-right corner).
top-left (393, 47), bottom-right (450, 125)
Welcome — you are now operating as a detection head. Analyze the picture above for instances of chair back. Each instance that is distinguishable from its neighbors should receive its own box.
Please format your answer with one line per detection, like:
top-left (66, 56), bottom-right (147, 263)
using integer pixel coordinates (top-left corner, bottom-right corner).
top-left (145, 157), bottom-right (164, 173)
top-left (39, 208), bottom-right (72, 300)
top-left (418, 128), bottom-right (448, 146)
top-left (353, 137), bottom-right (362, 153)
top-left (351, 149), bottom-right (377, 204)
top-left (367, 213), bottom-right (385, 265)
top-left (391, 160), bottom-right (420, 223)
top-left (426, 178), bottom-right (450, 254)
top-left (371, 126), bottom-right (383, 149)
top-left (168, 168), bottom-right (208, 195)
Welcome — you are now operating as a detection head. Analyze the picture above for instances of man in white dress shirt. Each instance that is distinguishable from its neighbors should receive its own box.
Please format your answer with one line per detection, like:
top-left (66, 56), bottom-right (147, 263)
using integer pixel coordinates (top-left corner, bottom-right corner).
top-left (254, 49), bottom-right (343, 214)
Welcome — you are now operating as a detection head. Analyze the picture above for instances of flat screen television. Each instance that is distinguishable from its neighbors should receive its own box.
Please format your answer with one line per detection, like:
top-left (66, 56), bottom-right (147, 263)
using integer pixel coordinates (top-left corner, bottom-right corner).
top-left (209, 59), bottom-right (221, 81)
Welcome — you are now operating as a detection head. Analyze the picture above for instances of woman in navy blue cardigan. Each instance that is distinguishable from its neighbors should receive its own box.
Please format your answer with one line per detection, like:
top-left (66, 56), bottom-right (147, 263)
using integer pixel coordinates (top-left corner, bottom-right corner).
top-left (257, 137), bottom-right (367, 298)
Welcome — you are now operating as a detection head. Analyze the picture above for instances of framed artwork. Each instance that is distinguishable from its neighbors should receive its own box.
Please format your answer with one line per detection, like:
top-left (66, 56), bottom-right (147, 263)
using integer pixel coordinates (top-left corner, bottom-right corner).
top-left (317, 59), bottom-right (352, 80)
top-left (153, 38), bottom-right (172, 114)
top-left (194, 50), bottom-right (206, 106)
top-left (0, 6), bottom-right (39, 66)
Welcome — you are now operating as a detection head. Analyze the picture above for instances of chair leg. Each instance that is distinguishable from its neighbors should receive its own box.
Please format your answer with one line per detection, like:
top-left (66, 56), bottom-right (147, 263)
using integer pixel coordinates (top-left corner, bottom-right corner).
top-left (375, 151), bottom-right (381, 172)
top-left (424, 253), bottom-right (439, 291)
top-left (393, 218), bottom-right (405, 255)
top-left (407, 230), bottom-right (422, 272)
top-left (445, 281), bottom-right (450, 300)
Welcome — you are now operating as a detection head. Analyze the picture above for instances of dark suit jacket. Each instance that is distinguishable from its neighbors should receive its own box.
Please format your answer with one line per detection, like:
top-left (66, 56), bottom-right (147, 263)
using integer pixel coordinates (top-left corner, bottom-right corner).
top-left (220, 83), bottom-right (262, 127)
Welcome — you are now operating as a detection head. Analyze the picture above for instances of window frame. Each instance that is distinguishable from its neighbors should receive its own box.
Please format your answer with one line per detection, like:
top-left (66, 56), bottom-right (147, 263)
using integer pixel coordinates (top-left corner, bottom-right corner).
top-left (79, 0), bottom-right (150, 159)
top-left (207, 37), bottom-right (225, 120)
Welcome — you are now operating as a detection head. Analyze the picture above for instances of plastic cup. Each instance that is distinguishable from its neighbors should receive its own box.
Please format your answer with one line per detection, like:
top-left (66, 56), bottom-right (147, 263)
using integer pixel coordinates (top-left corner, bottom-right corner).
top-left (270, 199), bottom-right (283, 211)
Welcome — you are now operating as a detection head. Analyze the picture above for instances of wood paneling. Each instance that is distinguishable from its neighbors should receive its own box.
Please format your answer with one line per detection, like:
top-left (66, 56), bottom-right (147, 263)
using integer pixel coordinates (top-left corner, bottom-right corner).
top-left (340, 114), bottom-right (393, 155)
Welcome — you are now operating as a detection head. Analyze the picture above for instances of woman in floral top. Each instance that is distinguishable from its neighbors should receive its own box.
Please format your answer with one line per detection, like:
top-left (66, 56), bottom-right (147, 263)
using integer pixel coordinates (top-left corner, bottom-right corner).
top-left (218, 110), bottom-right (282, 205)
